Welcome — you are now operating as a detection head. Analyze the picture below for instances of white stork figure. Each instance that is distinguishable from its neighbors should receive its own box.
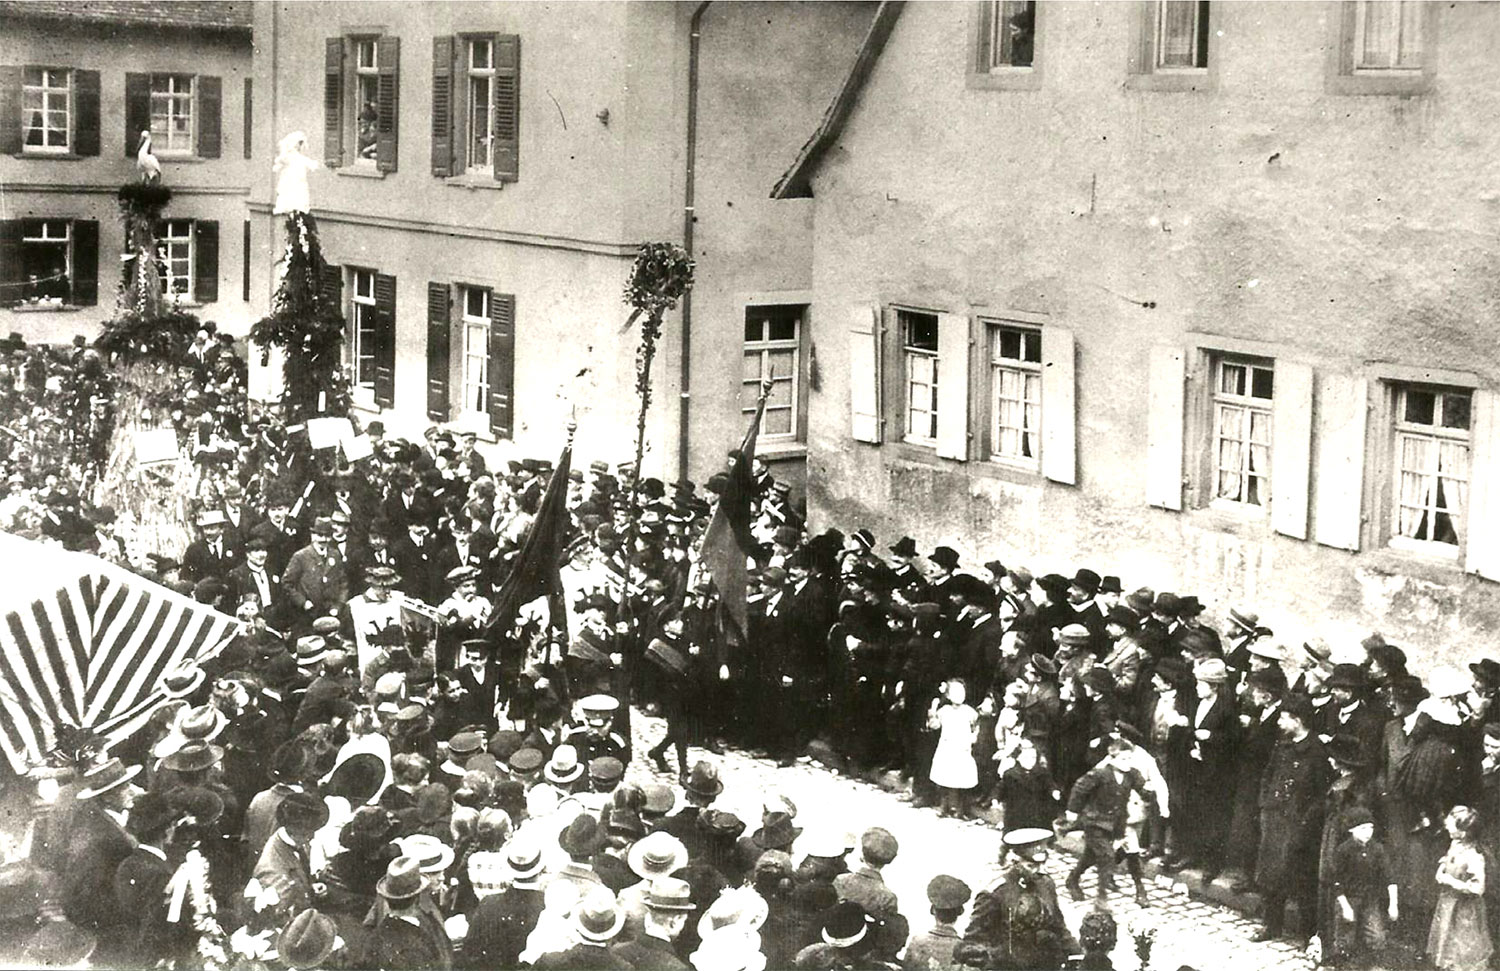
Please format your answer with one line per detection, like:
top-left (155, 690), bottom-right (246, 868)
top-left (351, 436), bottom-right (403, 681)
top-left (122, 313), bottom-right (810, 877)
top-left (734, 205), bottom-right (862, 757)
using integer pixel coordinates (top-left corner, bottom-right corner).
top-left (136, 130), bottom-right (161, 184)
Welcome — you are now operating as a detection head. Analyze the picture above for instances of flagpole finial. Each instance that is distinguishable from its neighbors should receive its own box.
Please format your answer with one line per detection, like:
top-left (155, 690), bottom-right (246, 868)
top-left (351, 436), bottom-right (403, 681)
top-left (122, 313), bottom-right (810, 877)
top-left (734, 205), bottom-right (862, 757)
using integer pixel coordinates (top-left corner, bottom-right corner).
top-left (566, 418), bottom-right (577, 443)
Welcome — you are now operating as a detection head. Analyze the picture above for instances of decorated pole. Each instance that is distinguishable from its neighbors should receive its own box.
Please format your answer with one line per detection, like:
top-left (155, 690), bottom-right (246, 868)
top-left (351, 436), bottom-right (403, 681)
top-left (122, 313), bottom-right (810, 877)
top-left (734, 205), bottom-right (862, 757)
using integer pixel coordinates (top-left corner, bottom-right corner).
top-left (617, 242), bottom-right (694, 748)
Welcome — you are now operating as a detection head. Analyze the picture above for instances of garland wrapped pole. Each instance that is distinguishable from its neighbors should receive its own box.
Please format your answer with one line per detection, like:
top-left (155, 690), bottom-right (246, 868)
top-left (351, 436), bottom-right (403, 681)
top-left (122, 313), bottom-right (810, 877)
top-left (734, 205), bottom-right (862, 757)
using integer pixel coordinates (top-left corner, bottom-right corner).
top-left (92, 183), bottom-right (209, 561)
top-left (616, 242), bottom-right (694, 751)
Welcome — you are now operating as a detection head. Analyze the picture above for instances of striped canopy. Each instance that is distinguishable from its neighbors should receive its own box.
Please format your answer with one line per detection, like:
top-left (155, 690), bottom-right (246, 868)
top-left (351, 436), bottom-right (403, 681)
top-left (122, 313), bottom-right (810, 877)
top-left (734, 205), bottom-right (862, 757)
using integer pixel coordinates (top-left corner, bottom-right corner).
top-left (0, 531), bottom-right (241, 775)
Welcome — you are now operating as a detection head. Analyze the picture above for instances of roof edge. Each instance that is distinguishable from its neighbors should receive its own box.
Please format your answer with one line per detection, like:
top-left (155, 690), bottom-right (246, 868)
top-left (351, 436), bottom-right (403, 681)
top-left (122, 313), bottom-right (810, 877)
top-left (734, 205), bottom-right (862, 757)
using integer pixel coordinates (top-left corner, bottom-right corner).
top-left (770, 0), bottom-right (905, 201)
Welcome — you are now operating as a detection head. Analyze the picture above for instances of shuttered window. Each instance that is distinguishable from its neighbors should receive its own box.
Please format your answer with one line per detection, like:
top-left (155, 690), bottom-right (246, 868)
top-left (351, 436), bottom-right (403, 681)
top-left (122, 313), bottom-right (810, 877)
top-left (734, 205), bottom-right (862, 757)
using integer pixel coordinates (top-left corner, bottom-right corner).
top-left (353, 38), bottom-right (380, 166)
top-left (149, 74), bottom-right (194, 154)
top-left (1211, 358), bottom-right (1273, 508)
top-left (2, 66), bottom-right (98, 157)
top-left (461, 286), bottom-right (493, 420)
top-left (1390, 384), bottom-right (1471, 555)
top-left (488, 292), bottom-right (516, 438)
top-left (427, 282), bottom-right (452, 421)
top-left (901, 310), bottom-right (940, 445)
top-left (124, 72), bottom-right (219, 159)
top-left (433, 33), bottom-right (518, 181)
top-left (988, 323), bottom-right (1041, 467)
top-left (350, 269), bottom-right (379, 392)
top-left (0, 218), bottom-right (97, 307)
top-left (159, 220), bottom-right (194, 297)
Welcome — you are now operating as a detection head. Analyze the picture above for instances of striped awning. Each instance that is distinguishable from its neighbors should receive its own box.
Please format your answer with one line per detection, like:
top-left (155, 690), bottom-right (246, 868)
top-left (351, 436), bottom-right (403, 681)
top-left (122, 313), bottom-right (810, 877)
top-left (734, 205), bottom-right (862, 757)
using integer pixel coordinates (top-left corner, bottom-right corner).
top-left (0, 531), bottom-right (241, 775)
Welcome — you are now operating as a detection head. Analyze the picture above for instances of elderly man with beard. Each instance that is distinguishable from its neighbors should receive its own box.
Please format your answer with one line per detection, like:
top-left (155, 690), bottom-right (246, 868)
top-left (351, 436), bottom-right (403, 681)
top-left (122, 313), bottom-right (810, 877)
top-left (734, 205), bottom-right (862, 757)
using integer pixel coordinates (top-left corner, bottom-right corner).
top-left (1253, 695), bottom-right (1332, 944)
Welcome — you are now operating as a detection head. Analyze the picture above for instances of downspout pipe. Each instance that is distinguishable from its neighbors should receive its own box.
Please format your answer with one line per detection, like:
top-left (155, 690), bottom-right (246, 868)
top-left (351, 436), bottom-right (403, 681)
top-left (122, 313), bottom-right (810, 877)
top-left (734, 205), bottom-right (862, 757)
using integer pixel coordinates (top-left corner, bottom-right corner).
top-left (678, 1), bottom-right (712, 482)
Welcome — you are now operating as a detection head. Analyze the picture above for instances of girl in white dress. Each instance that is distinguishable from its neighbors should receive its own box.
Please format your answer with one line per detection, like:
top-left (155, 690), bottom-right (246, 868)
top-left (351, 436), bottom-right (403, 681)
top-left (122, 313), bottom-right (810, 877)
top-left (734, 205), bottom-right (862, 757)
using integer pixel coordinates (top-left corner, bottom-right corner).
top-left (928, 679), bottom-right (980, 819)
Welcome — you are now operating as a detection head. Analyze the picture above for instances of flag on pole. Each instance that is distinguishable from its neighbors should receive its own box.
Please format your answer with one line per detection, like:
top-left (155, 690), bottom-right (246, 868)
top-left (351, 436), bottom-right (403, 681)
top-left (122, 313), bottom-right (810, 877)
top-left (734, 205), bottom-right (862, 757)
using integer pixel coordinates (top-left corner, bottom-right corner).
top-left (0, 532), bottom-right (241, 775)
top-left (487, 437), bottom-right (574, 638)
top-left (699, 388), bottom-right (768, 643)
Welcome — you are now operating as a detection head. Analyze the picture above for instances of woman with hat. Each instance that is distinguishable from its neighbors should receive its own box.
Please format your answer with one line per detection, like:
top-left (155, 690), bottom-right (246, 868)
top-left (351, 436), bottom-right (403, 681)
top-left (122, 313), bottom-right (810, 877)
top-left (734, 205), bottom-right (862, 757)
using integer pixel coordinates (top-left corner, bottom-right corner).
top-left (321, 805), bottom-right (402, 920)
top-left (532, 885), bottom-right (632, 969)
top-left (1315, 733), bottom-right (1379, 961)
top-left (1168, 656), bottom-right (1238, 881)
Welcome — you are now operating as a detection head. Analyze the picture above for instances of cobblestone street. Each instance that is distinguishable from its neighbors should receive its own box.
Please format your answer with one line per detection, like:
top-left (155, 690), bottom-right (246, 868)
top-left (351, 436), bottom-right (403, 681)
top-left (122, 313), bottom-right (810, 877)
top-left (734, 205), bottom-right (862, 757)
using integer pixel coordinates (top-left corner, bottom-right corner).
top-left (626, 712), bottom-right (1315, 971)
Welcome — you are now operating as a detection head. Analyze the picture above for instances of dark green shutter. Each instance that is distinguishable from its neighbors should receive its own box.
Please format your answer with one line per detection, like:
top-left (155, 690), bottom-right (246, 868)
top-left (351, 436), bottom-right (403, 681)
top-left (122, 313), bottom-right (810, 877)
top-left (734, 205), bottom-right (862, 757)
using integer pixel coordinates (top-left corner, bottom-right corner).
top-left (0, 67), bottom-right (19, 155)
top-left (373, 272), bottom-right (396, 407)
top-left (492, 35), bottom-right (519, 182)
top-left (324, 38), bottom-right (344, 166)
top-left (124, 73), bottom-right (150, 158)
top-left (431, 36), bottom-right (454, 177)
top-left (70, 219), bottom-right (98, 306)
top-left (193, 220), bottom-right (219, 304)
top-left (319, 263), bottom-right (342, 313)
top-left (241, 220), bottom-right (251, 301)
top-left (0, 220), bottom-right (23, 303)
top-left (375, 36), bottom-right (399, 173)
top-left (242, 77), bottom-right (252, 159)
top-left (196, 75), bottom-right (221, 158)
top-left (426, 282), bottom-right (451, 419)
top-left (73, 69), bottom-right (100, 156)
top-left (487, 292), bottom-right (515, 437)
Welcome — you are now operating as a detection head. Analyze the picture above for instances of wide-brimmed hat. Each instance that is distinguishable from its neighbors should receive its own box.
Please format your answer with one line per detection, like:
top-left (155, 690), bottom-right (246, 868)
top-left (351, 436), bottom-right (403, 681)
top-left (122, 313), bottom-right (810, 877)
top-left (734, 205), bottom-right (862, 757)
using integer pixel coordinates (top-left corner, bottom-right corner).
top-left (1470, 659), bottom-right (1500, 691)
top-left (820, 901), bottom-right (873, 950)
top-left (278, 909), bottom-right (338, 970)
top-left (1193, 658), bottom-right (1228, 684)
top-left (1248, 640), bottom-right (1284, 661)
top-left (396, 834), bottom-right (455, 874)
top-left (1328, 663), bottom-right (1368, 692)
top-left (505, 838), bottom-right (545, 881)
top-left (559, 813), bottom-right (605, 856)
top-left (928, 546), bottom-right (960, 571)
top-left (889, 536), bottom-right (918, 558)
top-left (749, 812), bottom-right (801, 851)
top-left (575, 887), bottom-right (625, 942)
top-left (646, 876), bottom-right (696, 912)
top-left (545, 745), bottom-right (584, 785)
top-left (1326, 733), bottom-right (1369, 769)
top-left (683, 760), bottom-right (723, 797)
top-left (294, 636), bottom-right (330, 667)
top-left (1070, 569), bottom-right (1101, 595)
top-left (325, 753), bottom-right (386, 806)
top-left (1227, 606), bottom-right (1260, 633)
top-left (277, 791), bottom-right (331, 834)
top-left (340, 806), bottom-right (400, 854)
top-left (627, 831), bottom-right (689, 880)
top-left (376, 856), bottom-right (427, 899)
top-left (161, 662), bottom-right (206, 699)
top-left (697, 886), bottom-right (769, 940)
top-left (162, 740), bottom-right (224, 773)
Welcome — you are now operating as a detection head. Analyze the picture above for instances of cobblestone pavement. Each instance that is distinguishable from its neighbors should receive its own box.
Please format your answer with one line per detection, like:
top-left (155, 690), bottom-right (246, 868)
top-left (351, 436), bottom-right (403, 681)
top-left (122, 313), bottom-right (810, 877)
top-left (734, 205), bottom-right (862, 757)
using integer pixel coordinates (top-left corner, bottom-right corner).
top-left (624, 712), bottom-right (1316, 971)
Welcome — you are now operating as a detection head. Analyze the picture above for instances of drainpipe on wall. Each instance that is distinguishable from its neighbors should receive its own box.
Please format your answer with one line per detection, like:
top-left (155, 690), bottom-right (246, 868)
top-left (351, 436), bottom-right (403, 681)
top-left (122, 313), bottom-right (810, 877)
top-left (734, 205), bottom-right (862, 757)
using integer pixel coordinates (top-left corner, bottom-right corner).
top-left (678, 1), bottom-right (712, 482)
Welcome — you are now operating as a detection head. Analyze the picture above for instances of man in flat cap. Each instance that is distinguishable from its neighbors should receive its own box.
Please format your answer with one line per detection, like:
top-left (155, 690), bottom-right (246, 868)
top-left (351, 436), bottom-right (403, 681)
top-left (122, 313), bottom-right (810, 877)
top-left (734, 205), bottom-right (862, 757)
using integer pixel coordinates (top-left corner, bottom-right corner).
top-left (902, 874), bottom-right (970, 971)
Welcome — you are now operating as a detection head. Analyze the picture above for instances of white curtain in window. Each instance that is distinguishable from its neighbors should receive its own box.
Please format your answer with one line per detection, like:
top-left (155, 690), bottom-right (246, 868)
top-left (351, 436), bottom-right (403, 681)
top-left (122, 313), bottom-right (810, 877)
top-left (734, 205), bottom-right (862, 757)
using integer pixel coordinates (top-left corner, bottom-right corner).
top-left (1216, 405), bottom-right (1244, 499)
top-left (1437, 439), bottom-right (1469, 537)
top-left (1397, 434), bottom-right (1431, 538)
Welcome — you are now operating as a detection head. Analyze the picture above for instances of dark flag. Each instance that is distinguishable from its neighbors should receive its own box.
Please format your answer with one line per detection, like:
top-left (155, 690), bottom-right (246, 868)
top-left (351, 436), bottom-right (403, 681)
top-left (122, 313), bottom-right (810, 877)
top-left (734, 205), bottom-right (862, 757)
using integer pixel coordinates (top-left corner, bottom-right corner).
top-left (698, 388), bottom-right (768, 643)
top-left (487, 438), bottom-right (573, 639)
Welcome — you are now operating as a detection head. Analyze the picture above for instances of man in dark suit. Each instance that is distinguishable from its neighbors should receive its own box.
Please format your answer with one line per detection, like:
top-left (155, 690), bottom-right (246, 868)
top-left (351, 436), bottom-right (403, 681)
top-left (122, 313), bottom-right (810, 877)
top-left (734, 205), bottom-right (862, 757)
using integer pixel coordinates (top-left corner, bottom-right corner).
top-left (461, 843), bottom-right (545, 969)
top-left (1319, 663), bottom-right (1386, 764)
top-left (347, 519), bottom-right (399, 585)
top-left (227, 536), bottom-right (284, 629)
top-left (220, 480), bottom-right (254, 549)
top-left (392, 517), bottom-right (441, 606)
top-left (1068, 569), bottom-right (1108, 655)
top-left (251, 492), bottom-right (302, 579)
top-left (361, 857), bottom-right (454, 970)
top-left (180, 509), bottom-right (241, 584)
top-left (380, 471), bottom-right (421, 530)
top-left (434, 516), bottom-right (492, 595)
top-left (113, 792), bottom-right (187, 966)
top-left (1063, 736), bottom-right (1156, 906)
top-left (246, 792), bottom-right (329, 932)
top-left (62, 758), bottom-right (142, 932)
top-left (653, 762), bottom-right (721, 861)
top-left (280, 517), bottom-right (348, 633)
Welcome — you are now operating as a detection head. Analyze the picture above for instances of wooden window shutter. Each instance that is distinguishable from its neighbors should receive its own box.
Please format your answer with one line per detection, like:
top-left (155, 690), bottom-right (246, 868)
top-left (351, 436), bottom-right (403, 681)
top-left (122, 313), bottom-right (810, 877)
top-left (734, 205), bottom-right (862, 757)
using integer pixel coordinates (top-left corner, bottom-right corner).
top-left (1311, 372), bottom-right (1368, 551)
top-left (1145, 345), bottom-right (1186, 509)
top-left (241, 219), bottom-right (250, 301)
top-left (242, 77), bottom-right (252, 159)
top-left (934, 312), bottom-right (970, 461)
top-left (431, 35), bottom-right (455, 177)
top-left (1269, 360), bottom-right (1314, 539)
top-left (450, 37), bottom-right (468, 176)
top-left (375, 36), bottom-right (400, 173)
top-left (0, 67), bottom-right (19, 155)
top-left (196, 75), bottom-right (222, 158)
top-left (124, 72), bottom-right (151, 158)
top-left (193, 220), bottom-right (219, 304)
top-left (848, 303), bottom-right (882, 444)
top-left (426, 282), bottom-right (452, 419)
top-left (324, 38), bottom-right (344, 166)
top-left (492, 34), bottom-right (520, 182)
top-left (73, 69), bottom-right (100, 156)
top-left (488, 292), bottom-right (516, 438)
top-left (70, 219), bottom-right (99, 306)
top-left (373, 273), bottom-right (397, 407)
top-left (1464, 389), bottom-right (1500, 581)
top-left (319, 263), bottom-right (343, 310)
top-left (1040, 327), bottom-right (1077, 485)
top-left (0, 221), bottom-right (24, 300)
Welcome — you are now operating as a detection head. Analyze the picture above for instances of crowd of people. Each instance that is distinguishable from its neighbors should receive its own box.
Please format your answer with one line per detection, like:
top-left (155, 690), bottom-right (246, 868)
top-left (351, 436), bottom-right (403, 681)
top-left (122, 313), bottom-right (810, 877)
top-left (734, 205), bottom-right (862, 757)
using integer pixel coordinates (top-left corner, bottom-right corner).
top-left (3, 334), bottom-right (1500, 970)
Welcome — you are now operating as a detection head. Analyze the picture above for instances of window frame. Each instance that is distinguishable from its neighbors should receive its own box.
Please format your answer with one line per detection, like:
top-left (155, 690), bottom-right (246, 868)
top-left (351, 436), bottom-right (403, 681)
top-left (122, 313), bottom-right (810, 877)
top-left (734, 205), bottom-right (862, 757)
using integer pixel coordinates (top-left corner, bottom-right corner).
top-left (1387, 382), bottom-right (1472, 558)
top-left (984, 320), bottom-right (1043, 470)
top-left (898, 308), bottom-right (941, 448)
top-left (21, 66), bottom-right (71, 155)
top-left (1208, 356), bottom-right (1275, 514)
top-left (148, 73), bottom-right (196, 157)
top-left (1351, 0), bottom-right (1425, 73)
top-left (742, 304), bottom-right (804, 444)
top-left (968, 0), bottom-right (1046, 91)
top-left (457, 283), bottom-right (492, 427)
top-left (464, 37), bottom-right (496, 174)
top-left (16, 219), bottom-right (73, 306)
top-left (1126, 0), bottom-right (1219, 91)
top-left (1327, 0), bottom-right (1437, 96)
top-left (349, 267), bottom-right (379, 396)
top-left (158, 219), bottom-right (195, 299)
top-left (350, 34), bottom-right (381, 167)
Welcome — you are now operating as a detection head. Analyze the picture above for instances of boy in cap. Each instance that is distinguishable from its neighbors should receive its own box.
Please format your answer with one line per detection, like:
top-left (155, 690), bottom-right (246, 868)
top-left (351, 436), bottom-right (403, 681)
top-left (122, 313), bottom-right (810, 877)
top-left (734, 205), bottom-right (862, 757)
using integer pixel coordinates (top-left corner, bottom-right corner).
top-left (901, 875), bottom-right (970, 971)
top-left (1329, 806), bottom-right (1396, 966)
